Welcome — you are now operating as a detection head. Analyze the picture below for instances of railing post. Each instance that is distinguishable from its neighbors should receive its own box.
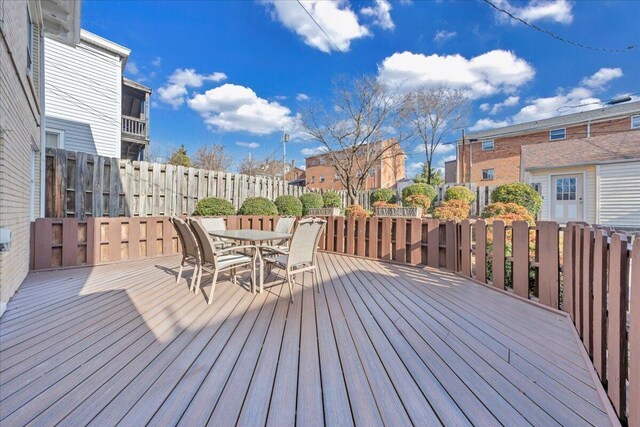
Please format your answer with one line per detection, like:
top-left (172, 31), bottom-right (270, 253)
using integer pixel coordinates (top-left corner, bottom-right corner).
top-left (445, 220), bottom-right (456, 271)
top-left (582, 226), bottom-right (595, 356)
top-left (426, 219), bottom-right (439, 268)
top-left (475, 220), bottom-right (487, 283)
top-left (491, 220), bottom-right (506, 289)
top-left (537, 221), bottom-right (559, 308)
top-left (629, 239), bottom-right (640, 427)
top-left (512, 221), bottom-right (530, 299)
top-left (607, 233), bottom-right (629, 419)
top-left (562, 222), bottom-right (575, 318)
top-left (460, 219), bottom-right (472, 277)
top-left (592, 228), bottom-right (608, 381)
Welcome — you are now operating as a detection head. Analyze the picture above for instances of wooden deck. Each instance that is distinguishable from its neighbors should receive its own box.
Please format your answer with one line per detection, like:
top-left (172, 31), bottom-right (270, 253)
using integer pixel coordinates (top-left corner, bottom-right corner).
top-left (0, 252), bottom-right (615, 426)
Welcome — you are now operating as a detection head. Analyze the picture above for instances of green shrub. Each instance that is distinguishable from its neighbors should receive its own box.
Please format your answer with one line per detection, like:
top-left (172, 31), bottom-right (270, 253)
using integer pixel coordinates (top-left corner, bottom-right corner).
top-left (445, 186), bottom-right (476, 204)
top-left (237, 197), bottom-right (278, 216)
top-left (299, 192), bottom-right (324, 215)
top-left (345, 204), bottom-right (367, 218)
top-left (433, 200), bottom-right (470, 221)
top-left (402, 183), bottom-right (436, 207)
top-left (322, 191), bottom-right (342, 208)
top-left (404, 194), bottom-right (431, 210)
top-left (370, 188), bottom-right (395, 205)
top-left (193, 197), bottom-right (236, 216)
top-left (372, 201), bottom-right (400, 208)
top-left (274, 195), bottom-right (303, 216)
top-left (481, 202), bottom-right (535, 225)
top-left (491, 183), bottom-right (542, 215)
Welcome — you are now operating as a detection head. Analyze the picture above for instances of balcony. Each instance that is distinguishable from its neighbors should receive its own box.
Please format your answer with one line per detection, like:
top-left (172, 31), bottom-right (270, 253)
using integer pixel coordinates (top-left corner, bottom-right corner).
top-left (121, 115), bottom-right (148, 140)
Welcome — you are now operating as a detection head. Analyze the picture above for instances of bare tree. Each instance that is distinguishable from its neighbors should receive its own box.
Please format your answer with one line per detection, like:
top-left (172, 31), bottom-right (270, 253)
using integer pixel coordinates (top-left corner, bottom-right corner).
top-left (403, 87), bottom-right (469, 185)
top-left (238, 154), bottom-right (283, 178)
top-left (193, 143), bottom-right (233, 172)
top-left (298, 75), bottom-right (409, 204)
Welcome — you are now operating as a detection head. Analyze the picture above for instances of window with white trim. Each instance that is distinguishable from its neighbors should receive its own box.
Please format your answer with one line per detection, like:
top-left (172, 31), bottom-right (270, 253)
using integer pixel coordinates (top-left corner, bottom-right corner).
top-left (549, 128), bottom-right (566, 141)
top-left (632, 115), bottom-right (640, 129)
top-left (482, 168), bottom-right (494, 180)
top-left (481, 139), bottom-right (494, 151)
top-left (45, 130), bottom-right (64, 149)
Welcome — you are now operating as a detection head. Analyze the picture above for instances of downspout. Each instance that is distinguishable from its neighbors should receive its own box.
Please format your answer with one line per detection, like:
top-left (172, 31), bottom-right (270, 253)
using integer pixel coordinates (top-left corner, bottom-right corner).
top-left (39, 27), bottom-right (45, 218)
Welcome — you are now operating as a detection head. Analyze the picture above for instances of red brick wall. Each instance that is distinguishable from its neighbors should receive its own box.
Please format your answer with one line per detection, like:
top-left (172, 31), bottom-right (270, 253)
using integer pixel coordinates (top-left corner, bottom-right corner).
top-left (459, 117), bottom-right (633, 185)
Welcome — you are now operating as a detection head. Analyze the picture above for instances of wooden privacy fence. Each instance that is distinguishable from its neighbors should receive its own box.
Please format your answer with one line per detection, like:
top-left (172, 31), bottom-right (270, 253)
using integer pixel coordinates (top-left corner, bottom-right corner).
top-left (434, 183), bottom-right (497, 217)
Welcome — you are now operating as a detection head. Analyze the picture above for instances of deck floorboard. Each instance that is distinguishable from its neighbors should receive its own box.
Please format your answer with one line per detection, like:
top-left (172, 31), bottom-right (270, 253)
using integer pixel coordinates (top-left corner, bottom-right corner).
top-left (0, 253), bottom-right (615, 426)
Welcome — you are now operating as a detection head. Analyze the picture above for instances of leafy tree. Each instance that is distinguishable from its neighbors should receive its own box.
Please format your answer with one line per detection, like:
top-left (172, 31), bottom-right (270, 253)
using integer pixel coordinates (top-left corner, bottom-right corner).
top-left (414, 165), bottom-right (444, 186)
top-left (168, 144), bottom-right (192, 167)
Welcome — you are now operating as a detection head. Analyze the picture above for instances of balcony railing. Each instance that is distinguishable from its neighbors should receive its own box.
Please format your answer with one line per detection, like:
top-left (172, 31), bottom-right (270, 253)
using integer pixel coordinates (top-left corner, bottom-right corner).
top-left (122, 115), bottom-right (148, 139)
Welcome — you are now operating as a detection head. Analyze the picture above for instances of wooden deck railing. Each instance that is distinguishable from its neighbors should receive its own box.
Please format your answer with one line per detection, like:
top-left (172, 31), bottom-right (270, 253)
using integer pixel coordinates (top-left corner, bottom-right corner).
top-left (28, 215), bottom-right (638, 424)
top-left (121, 115), bottom-right (148, 139)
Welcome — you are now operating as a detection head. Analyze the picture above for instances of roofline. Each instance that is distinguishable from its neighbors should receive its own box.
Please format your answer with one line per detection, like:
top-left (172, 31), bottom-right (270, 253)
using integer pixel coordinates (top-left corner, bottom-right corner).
top-left (461, 101), bottom-right (640, 143)
top-left (80, 29), bottom-right (130, 60)
top-left (524, 157), bottom-right (640, 171)
top-left (123, 77), bottom-right (152, 93)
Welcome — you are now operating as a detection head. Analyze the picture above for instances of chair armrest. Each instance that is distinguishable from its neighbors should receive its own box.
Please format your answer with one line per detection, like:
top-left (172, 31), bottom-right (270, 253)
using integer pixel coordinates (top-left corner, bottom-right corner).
top-left (216, 245), bottom-right (258, 257)
top-left (260, 246), bottom-right (288, 256)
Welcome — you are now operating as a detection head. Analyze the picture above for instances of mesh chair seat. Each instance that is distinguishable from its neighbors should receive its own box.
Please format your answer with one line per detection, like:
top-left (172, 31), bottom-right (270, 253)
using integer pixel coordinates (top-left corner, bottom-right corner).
top-left (216, 253), bottom-right (254, 270)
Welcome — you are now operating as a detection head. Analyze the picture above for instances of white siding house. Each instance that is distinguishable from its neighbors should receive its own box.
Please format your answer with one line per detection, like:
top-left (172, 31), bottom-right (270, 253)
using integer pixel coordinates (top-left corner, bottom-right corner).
top-left (44, 30), bottom-right (130, 158)
top-left (596, 161), bottom-right (640, 227)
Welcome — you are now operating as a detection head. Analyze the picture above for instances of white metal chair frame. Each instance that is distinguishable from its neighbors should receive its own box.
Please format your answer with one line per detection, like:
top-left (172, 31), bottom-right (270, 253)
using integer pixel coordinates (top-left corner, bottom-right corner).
top-left (198, 217), bottom-right (233, 248)
top-left (171, 217), bottom-right (202, 291)
top-left (259, 216), bottom-right (296, 255)
top-left (263, 218), bottom-right (326, 302)
top-left (189, 218), bottom-right (258, 304)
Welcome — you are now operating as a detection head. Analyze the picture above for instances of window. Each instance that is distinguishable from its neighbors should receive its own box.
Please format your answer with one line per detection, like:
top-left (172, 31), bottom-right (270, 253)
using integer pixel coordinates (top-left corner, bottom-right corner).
top-left (555, 177), bottom-right (577, 201)
top-left (549, 128), bottom-right (566, 141)
top-left (334, 174), bottom-right (339, 181)
top-left (481, 140), bottom-right (494, 151)
top-left (319, 176), bottom-right (325, 183)
top-left (45, 130), bottom-right (64, 149)
top-left (369, 168), bottom-right (376, 177)
top-left (482, 169), bottom-right (494, 180)
top-left (632, 115), bottom-right (640, 129)
top-left (26, 4), bottom-right (33, 74)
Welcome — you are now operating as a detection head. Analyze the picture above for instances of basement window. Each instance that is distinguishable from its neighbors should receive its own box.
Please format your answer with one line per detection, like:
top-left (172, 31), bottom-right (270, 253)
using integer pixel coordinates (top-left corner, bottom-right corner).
top-left (549, 128), bottom-right (566, 141)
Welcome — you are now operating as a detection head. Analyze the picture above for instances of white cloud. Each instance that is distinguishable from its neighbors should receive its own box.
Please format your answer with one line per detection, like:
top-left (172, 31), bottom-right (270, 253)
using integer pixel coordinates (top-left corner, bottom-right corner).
top-left (264, 0), bottom-right (370, 53)
top-left (188, 83), bottom-right (293, 134)
top-left (125, 62), bottom-right (139, 75)
top-left (413, 143), bottom-right (456, 154)
top-left (361, 0), bottom-right (394, 30)
top-left (493, 0), bottom-right (573, 24)
top-left (406, 161), bottom-right (424, 176)
top-left (152, 57), bottom-right (162, 67)
top-left (479, 103), bottom-right (491, 112)
top-left (158, 68), bottom-right (228, 108)
top-left (236, 141), bottom-right (260, 148)
top-left (469, 118), bottom-right (511, 131)
top-left (301, 146), bottom-right (329, 156)
top-left (487, 95), bottom-right (520, 115)
top-left (580, 67), bottom-right (623, 90)
top-left (296, 93), bottom-right (310, 101)
top-left (377, 50), bottom-right (534, 98)
top-left (438, 154), bottom-right (457, 168)
top-left (433, 30), bottom-right (456, 43)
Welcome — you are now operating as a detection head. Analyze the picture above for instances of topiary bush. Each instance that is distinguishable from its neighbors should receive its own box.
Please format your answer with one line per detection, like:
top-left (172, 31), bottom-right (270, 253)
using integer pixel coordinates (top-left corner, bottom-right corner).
top-left (299, 192), bottom-right (324, 215)
top-left (370, 188), bottom-right (395, 205)
top-left (491, 183), bottom-right (542, 216)
top-left (372, 201), bottom-right (400, 208)
top-left (345, 204), bottom-right (368, 218)
top-left (193, 197), bottom-right (236, 216)
top-left (402, 183), bottom-right (436, 207)
top-left (404, 194), bottom-right (431, 210)
top-left (481, 202), bottom-right (535, 225)
top-left (274, 195), bottom-right (303, 216)
top-left (433, 200), bottom-right (470, 221)
top-left (322, 191), bottom-right (342, 209)
top-left (237, 197), bottom-right (278, 216)
top-left (444, 186), bottom-right (476, 204)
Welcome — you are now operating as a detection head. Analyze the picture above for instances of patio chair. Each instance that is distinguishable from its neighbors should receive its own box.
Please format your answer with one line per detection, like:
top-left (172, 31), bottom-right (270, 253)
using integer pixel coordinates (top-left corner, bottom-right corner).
top-left (260, 216), bottom-right (296, 255)
top-left (198, 217), bottom-right (233, 248)
top-left (188, 219), bottom-right (258, 304)
top-left (170, 217), bottom-right (201, 291)
top-left (263, 218), bottom-right (326, 303)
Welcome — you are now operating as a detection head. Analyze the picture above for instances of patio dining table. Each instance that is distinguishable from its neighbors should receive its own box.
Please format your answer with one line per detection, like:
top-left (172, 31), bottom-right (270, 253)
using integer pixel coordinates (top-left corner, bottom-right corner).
top-left (208, 229), bottom-right (292, 294)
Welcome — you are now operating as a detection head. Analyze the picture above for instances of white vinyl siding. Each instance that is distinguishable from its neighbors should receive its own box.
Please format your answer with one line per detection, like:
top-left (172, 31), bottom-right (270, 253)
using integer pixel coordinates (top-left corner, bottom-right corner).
top-left (528, 165), bottom-right (596, 224)
top-left (44, 37), bottom-right (122, 158)
top-left (597, 161), bottom-right (640, 227)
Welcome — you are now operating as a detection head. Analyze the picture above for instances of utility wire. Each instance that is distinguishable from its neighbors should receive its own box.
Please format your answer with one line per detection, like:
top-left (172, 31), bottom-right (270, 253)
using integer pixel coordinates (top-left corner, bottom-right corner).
top-left (482, 0), bottom-right (639, 53)
top-left (296, 0), bottom-right (345, 54)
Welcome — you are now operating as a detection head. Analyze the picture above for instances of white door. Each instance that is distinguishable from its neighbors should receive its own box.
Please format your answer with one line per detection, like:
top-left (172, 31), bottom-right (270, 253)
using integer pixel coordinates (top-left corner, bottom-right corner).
top-left (551, 174), bottom-right (583, 223)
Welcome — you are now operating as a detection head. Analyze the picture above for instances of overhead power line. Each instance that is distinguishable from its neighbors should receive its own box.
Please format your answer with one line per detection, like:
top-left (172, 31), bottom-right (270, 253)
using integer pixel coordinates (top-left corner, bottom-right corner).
top-left (296, 0), bottom-right (345, 54)
top-left (482, 0), bottom-right (639, 53)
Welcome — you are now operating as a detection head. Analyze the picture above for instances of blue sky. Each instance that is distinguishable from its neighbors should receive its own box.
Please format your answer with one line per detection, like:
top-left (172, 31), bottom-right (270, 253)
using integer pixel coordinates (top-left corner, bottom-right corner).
top-left (82, 0), bottom-right (640, 176)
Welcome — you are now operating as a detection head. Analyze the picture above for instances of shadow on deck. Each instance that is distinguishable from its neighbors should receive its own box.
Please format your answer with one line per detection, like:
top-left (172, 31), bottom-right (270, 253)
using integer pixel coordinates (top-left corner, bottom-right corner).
top-left (0, 252), bottom-right (616, 426)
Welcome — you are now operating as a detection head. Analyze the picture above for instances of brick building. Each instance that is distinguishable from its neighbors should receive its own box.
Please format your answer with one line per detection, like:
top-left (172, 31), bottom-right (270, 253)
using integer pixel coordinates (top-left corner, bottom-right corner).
top-left (305, 139), bottom-right (406, 191)
top-left (0, 0), bottom-right (81, 315)
top-left (456, 101), bottom-right (640, 186)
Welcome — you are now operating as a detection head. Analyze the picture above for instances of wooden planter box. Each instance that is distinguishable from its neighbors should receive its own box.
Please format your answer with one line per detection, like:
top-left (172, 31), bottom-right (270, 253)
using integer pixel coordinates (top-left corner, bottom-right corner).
top-left (307, 207), bottom-right (341, 216)
top-left (374, 207), bottom-right (423, 218)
